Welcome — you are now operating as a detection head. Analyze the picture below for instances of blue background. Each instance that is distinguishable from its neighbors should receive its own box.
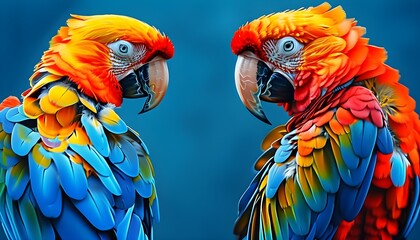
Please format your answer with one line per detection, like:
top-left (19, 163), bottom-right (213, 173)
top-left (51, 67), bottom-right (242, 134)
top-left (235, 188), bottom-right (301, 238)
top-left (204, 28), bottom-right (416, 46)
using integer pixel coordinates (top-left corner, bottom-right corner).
top-left (1, 0), bottom-right (419, 239)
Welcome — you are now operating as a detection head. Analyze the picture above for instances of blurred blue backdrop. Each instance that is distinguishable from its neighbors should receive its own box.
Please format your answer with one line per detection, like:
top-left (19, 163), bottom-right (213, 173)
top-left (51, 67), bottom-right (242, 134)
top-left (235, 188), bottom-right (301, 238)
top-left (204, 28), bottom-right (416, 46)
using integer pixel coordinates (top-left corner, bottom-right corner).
top-left (0, 0), bottom-right (419, 239)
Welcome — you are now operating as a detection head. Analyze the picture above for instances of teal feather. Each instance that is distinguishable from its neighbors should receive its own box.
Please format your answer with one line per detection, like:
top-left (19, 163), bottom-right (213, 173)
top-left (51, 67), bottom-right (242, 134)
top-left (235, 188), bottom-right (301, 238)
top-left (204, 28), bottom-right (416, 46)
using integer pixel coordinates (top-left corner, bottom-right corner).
top-left (0, 179), bottom-right (15, 239)
top-left (18, 189), bottom-right (54, 240)
top-left (138, 154), bottom-right (153, 184)
top-left (287, 187), bottom-right (311, 235)
top-left (5, 193), bottom-right (26, 239)
top-left (1, 135), bottom-right (20, 168)
top-left (297, 169), bottom-right (327, 212)
top-left (81, 110), bottom-right (110, 157)
top-left (313, 194), bottom-right (335, 237)
top-left (278, 210), bottom-right (289, 240)
top-left (11, 123), bottom-right (40, 156)
top-left (338, 133), bottom-right (359, 170)
top-left (5, 161), bottom-right (29, 200)
top-left (312, 147), bottom-right (340, 193)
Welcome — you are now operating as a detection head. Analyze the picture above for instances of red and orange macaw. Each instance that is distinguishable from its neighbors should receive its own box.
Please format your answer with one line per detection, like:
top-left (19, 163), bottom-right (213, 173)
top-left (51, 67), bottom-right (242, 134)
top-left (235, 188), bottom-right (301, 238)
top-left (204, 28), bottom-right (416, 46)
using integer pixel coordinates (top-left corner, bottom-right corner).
top-left (0, 14), bottom-right (173, 239)
top-left (231, 2), bottom-right (420, 239)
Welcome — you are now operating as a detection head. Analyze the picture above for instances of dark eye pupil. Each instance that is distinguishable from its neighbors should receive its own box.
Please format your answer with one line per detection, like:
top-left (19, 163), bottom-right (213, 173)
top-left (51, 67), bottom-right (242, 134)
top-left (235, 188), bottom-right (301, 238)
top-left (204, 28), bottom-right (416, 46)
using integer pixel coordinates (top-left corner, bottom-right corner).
top-left (284, 41), bottom-right (294, 51)
top-left (119, 44), bottom-right (128, 53)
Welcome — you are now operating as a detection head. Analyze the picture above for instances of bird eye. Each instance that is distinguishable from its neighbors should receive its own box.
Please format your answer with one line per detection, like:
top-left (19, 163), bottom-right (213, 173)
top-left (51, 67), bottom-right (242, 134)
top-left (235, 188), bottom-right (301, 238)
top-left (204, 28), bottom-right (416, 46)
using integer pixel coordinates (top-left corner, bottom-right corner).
top-left (276, 37), bottom-right (303, 55)
top-left (283, 41), bottom-right (294, 52)
top-left (108, 40), bottom-right (134, 57)
top-left (119, 44), bottom-right (129, 53)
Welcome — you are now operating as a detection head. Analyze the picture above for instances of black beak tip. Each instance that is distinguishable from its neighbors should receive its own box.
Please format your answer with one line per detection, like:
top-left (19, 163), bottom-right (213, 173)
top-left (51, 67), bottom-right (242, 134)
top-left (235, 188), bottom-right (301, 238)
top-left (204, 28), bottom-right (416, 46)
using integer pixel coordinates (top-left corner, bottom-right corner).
top-left (138, 108), bottom-right (150, 114)
top-left (249, 110), bottom-right (272, 125)
top-left (258, 116), bottom-right (272, 125)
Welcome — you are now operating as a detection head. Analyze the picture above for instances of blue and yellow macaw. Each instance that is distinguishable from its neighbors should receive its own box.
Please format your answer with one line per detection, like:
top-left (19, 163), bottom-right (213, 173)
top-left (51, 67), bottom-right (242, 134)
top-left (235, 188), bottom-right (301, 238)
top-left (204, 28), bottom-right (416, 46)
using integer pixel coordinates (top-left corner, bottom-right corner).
top-left (0, 14), bottom-right (174, 239)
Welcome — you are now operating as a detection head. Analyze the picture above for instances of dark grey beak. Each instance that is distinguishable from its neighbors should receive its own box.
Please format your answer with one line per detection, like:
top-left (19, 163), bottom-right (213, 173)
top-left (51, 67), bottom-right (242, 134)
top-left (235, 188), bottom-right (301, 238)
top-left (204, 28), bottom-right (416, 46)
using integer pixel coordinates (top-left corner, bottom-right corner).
top-left (119, 56), bottom-right (169, 113)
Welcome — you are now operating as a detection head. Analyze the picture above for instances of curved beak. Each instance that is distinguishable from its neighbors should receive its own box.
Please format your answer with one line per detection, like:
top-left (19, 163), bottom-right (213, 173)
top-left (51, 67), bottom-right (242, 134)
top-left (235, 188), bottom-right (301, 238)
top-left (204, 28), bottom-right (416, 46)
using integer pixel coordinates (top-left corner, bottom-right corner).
top-left (234, 51), bottom-right (295, 124)
top-left (119, 56), bottom-right (169, 113)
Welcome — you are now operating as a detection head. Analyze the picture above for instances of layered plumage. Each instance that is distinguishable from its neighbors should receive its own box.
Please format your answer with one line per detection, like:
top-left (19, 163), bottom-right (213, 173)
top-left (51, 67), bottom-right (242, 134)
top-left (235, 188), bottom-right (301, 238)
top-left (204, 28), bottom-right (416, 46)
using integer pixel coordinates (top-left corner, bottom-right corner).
top-left (0, 14), bottom-right (174, 239)
top-left (231, 3), bottom-right (420, 239)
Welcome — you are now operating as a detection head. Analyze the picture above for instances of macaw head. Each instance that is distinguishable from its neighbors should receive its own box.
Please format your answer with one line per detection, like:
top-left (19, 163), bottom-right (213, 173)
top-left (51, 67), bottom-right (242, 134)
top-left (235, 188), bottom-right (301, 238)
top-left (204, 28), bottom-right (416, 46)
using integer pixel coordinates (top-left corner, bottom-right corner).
top-left (35, 14), bottom-right (174, 113)
top-left (232, 2), bottom-right (378, 123)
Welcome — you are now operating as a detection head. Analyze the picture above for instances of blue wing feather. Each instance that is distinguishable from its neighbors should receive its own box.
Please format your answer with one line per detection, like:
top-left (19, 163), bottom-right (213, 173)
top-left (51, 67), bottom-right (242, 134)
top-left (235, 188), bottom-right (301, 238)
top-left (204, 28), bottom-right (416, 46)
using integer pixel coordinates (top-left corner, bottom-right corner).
top-left (11, 123), bottom-right (40, 157)
top-left (351, 120), bottom-right (377, 158)
top-left (337, 153), bottom-right (376, 221)
top-left (313, 194), bottom-right (335, 237)
top-left (69, 143), bottom-right (111, 177)
top-left (402, 176), bottom-right (420, 237)
top-left (116, 205), bottom-right (145, 240)
top-left (390, 150), bottom-right (407, 187)
top-left (52, 151), bottom-right (88, 200)
top-left (335, 138), bottom-right (372, 187)
top-left (5, 106), bottom-right (29, 123)
top-left (376, 127), bottom-right (394, 154)
top-left (266, 163), bottom-right (287, 198)
top-left (109, 136), bottom-right (140, 177)
top-left (72, 177), bottom-right (115, 231)
top-left (53, 198), bottom-right (109, 239)
top-left (81, 110), bottom-right (110, 157)
top-left (0, 109), bottom-right (14, 134)
top-left (28, 150), bottom-right (62, 218)
top-left (114, 169), bottom-right (136, 209)
top-left (69, 143), bottom-right (121, 195)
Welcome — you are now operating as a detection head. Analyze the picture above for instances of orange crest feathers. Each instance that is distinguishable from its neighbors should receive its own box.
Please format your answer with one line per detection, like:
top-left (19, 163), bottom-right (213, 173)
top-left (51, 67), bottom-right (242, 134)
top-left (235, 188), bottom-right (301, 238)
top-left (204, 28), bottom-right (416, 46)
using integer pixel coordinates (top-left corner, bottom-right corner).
top-left (232, 2), bottom-right (356, 60)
